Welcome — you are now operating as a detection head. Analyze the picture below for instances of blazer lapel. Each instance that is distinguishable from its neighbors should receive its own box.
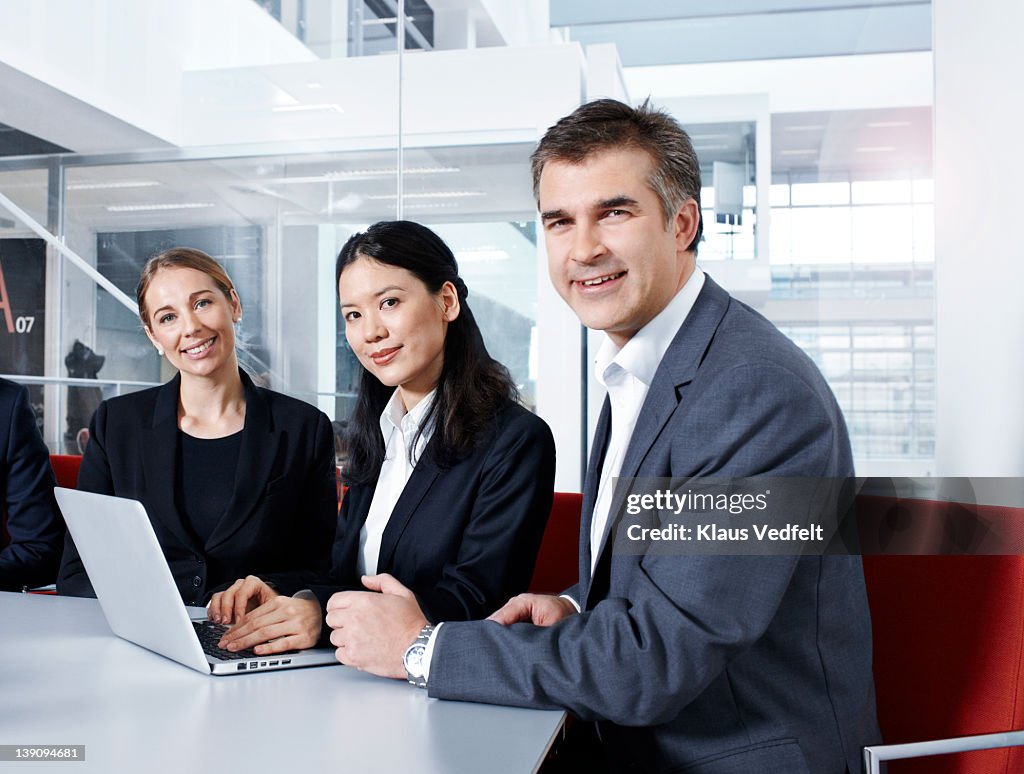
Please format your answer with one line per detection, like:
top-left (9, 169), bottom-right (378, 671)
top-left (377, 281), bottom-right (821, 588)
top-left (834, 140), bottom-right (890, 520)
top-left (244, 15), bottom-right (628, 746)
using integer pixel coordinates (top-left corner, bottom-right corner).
top-left (584, 276), bottom-right (732, 607)
top-left (375, 453), bottom-right (442, 573)
top-left (206, 370), bottom-right (278, 553)
top-left (330, 484), bottom-right (375, 585)
top-left (140, 373), bottom-right (203, 554)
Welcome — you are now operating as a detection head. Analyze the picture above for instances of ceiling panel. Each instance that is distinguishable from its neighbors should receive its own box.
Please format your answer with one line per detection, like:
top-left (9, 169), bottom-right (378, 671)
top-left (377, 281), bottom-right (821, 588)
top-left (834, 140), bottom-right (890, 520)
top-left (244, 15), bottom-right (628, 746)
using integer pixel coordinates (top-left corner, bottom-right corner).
top-left (551, 1), bottom-right (930, 66)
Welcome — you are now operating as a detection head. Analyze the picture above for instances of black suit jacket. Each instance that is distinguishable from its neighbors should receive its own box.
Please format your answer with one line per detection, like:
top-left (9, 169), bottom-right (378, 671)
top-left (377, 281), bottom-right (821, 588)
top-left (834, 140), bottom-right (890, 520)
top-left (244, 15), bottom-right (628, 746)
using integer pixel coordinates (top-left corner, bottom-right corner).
top-left (57, 370), bottom-right (337, 605)
top-left (295, 400), bottom-right (555, 626)
top-left (0, 378), bottom-right (63, 591)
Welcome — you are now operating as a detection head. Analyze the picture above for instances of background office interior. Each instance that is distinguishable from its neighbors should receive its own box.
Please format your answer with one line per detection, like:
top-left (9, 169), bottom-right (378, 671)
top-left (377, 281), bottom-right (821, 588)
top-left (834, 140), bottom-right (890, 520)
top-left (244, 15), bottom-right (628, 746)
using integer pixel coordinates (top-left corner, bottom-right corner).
top-left (0, 0), bottom-right (1020, 494)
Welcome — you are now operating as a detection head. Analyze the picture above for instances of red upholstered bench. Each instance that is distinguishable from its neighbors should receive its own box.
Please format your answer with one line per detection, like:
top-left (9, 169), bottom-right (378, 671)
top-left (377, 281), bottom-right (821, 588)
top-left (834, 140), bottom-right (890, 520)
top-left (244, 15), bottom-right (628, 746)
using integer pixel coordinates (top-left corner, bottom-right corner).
top-left (528, 492), bottom-right (582, 594)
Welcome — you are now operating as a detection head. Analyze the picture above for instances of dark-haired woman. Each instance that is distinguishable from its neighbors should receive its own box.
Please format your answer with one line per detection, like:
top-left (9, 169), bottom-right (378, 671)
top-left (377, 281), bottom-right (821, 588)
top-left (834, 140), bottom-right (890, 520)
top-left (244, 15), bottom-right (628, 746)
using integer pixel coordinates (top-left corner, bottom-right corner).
top-left (57, 248), bottom-right (337, 604)
top-left (211, 221), bottom-right (555, 655)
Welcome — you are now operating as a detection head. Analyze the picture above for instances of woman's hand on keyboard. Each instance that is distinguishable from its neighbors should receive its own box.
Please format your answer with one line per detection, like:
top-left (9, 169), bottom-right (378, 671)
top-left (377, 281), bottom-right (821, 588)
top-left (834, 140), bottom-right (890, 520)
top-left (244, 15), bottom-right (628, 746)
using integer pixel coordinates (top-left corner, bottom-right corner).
top-left (217, 594), bottom-right (323, 654)
top-left (208, 575), bottom-right (278, 625)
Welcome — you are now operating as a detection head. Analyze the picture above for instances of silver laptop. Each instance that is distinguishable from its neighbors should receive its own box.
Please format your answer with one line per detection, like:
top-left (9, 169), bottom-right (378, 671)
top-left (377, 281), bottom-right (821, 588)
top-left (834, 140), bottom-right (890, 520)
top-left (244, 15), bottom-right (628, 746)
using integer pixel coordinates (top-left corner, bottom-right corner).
top-left (55, 487), bottom-right (338, 675)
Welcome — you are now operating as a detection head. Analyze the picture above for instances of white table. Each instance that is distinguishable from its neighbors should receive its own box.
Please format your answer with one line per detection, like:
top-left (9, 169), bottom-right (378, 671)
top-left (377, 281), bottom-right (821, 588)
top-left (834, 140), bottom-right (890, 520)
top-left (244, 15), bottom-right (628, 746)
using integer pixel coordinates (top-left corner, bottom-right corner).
top-left (0, 592), bottom-right (564, 773)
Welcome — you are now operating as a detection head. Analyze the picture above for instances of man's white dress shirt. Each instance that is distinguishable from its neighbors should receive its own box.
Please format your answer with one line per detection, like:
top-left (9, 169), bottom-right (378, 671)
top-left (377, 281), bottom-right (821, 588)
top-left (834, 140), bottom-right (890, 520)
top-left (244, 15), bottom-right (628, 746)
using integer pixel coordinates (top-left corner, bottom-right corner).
top-left (424, 268), bottom-right (705, 676)
top-left (588, 267), bottom-right (705, 571)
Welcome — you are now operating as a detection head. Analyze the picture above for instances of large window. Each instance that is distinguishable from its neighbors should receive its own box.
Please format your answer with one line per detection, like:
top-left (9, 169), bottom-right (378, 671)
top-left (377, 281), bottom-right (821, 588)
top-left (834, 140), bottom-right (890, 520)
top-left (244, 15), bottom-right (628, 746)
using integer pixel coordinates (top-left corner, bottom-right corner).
top-left (0, 138), bottom-right (541, 453)
top-left (0, 1), bottom-right (936, 483)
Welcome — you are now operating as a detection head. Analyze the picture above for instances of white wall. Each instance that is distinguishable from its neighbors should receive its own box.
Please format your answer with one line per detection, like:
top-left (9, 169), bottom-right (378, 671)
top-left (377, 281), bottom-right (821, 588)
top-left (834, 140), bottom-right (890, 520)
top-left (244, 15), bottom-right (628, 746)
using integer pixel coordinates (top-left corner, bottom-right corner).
top-left (182, 44), bottom-right (585, 148)
top-left (0, 0), bottom-right (315, 150)
top-left (478, 0), bottom-right (550, 47)
top-left (934, 0), bottom-right (1024, 478)
top-left (625, 51), bottom-right (933, 113)
top-left (428, 0), bottom-right (550, 49)
top-left (585, 44), bottom-right (628, 103)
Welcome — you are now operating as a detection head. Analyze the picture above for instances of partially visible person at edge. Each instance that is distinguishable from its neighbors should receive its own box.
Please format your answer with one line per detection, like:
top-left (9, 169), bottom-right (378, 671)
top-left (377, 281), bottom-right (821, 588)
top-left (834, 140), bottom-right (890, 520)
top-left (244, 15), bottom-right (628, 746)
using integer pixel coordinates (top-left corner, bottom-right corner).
top-left (58, 248), bottom-right (337, 605)
top-left (323, 101), bottom-right (880, 774)
top-left (210, 220), bottom-right (555, 656)
top-left (0, 377), bottom-right (63, 591)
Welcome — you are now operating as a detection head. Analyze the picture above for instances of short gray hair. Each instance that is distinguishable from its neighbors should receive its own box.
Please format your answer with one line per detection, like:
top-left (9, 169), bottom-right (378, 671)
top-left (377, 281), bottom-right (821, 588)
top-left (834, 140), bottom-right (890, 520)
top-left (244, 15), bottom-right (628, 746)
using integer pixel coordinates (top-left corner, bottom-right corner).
top-left (530, 98), bottom-right (703, 252)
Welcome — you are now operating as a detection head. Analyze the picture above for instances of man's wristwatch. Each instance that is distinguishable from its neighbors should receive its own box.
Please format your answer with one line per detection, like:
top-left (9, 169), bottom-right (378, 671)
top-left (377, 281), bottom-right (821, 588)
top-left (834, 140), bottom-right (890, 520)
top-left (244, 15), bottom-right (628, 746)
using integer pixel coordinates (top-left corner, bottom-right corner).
top-left (403, 624), bottom-right (435, 688)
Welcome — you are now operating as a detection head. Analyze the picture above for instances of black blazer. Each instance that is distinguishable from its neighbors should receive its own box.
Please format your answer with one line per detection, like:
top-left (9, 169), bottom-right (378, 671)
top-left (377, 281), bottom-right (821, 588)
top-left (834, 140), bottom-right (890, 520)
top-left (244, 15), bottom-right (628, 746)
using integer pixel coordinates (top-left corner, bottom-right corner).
top-left (298, 400), bottom-right (555, 626)
top-left (57, 370), bottom-right (338, 605)
top-left (0, 378), bottom-right (63, 591)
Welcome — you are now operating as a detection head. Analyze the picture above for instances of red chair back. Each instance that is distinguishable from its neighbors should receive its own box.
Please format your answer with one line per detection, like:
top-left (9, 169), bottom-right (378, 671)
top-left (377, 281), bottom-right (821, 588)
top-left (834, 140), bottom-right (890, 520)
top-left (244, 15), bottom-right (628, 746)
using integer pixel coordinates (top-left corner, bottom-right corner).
top-left (49, 454), bottom-right (83, 489)
top-left (527, 492), bottom-right (1024, 773)
top-left (528, 492), bottom-right (582, 594)
top-left (517, 489), bottom-right (1024, 773)
top-left (864, 501), bottom-right (1024, 773)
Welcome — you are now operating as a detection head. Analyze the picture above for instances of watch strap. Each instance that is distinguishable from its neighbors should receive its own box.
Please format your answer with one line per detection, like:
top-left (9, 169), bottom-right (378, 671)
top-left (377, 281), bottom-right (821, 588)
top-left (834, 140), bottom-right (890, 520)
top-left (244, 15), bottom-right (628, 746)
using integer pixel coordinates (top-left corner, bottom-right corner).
top-left (404, 623), bottom-right (435, 688)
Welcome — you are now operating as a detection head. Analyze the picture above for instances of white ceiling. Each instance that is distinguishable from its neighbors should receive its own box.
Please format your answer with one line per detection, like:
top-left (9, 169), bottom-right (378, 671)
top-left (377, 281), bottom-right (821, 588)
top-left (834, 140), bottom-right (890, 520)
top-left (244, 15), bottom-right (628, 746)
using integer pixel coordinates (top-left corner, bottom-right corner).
top-left (551, 0), bottom-right (931, 66)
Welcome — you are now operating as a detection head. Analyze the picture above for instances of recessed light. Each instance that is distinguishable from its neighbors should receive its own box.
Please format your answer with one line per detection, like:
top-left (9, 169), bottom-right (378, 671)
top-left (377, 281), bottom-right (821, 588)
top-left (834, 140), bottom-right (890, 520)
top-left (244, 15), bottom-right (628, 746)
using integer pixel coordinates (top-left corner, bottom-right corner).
top-left (272, 103), bottom-right (344, 114)
top-left (106, 203), bottom-right (216, 212)
top-left (327, 193), bottom-right (363, 213)
top-left (856, 146), bottom-right (896, 153)
top-left (67, 181), bottom-right (161, 191)
top-left (784, 124), bottom-right (825, 132)
top-left (268, 166), bottom-right (460, 185)
top-left (401, 202), bottom-right (461, 210)
top-left (325, 165), bottom-right (460, 179)
top-left (366, 191), bottom-right (485, 200)
top-left (867, 120), bottom-right (911, 128)
top-left (456, 249), bottom-right (510, 263)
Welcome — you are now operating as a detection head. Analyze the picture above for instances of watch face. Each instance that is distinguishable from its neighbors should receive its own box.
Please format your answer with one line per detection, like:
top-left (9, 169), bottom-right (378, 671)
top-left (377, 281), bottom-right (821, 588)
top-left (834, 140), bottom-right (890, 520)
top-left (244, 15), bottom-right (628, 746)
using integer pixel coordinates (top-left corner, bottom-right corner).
top-left (404, 643), bottom-right (427, 678)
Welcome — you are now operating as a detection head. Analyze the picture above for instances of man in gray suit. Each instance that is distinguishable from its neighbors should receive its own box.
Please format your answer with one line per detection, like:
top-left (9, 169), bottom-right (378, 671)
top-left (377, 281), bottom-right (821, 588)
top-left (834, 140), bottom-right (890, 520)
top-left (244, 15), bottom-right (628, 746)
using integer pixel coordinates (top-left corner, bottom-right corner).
top-left (326, 99), bottom-right (879, 773)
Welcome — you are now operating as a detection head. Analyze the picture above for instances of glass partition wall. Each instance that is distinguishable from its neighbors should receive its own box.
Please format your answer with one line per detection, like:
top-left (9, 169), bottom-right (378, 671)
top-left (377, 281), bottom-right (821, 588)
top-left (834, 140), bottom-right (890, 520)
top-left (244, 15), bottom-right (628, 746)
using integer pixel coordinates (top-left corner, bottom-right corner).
top-left (0, 138), bottom-right (541, 455)
top-left (0, 0), bottom-right (544, 454)
top-left (0, 0), bottom-right (935, 480)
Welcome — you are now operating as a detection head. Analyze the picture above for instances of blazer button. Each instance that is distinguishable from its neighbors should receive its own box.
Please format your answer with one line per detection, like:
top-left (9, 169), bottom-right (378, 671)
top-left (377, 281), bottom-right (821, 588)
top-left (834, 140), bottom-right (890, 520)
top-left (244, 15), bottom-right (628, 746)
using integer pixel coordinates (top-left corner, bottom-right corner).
top-left (192, 576), bottom-right (202, 587)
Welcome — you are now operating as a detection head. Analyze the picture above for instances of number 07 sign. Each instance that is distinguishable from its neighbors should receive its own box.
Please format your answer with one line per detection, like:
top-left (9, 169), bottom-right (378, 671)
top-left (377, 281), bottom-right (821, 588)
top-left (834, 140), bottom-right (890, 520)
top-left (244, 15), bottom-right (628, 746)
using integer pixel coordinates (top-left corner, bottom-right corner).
top-left (0, 238), bottom-right (46, 376)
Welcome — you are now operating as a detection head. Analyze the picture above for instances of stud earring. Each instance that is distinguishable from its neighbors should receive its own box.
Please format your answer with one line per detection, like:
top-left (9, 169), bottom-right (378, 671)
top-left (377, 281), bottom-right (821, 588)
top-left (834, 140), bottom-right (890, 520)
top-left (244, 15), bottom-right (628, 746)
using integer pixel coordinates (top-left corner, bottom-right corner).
top-left (156, 348), bottom-right (164, 357)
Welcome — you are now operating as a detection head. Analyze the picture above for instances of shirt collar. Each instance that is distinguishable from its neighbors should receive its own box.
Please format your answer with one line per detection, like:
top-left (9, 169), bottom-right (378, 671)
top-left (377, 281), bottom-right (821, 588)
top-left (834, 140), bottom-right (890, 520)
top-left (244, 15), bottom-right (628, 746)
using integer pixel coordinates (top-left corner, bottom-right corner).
top-left (595, 266), bottom-right (706, 387)
top-left (379, 388), bottom-right (438, 441)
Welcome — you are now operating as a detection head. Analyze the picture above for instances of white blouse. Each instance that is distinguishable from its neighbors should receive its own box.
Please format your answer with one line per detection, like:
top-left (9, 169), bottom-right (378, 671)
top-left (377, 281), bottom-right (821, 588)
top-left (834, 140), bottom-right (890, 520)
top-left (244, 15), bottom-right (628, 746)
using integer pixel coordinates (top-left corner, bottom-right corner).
top-left (357, 388), bottom-right (436, 576)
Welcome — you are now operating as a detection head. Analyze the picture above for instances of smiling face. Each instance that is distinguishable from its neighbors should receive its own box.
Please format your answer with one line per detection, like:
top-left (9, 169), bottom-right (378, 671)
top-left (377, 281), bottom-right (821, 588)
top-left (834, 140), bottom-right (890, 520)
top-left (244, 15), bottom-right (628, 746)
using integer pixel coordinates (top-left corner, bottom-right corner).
top-left (338, 256), bottom-right (459, 410)
top-left (142, 266), bottom-right (241, 381)
top-left (539, 146), bottom-right (700, 348)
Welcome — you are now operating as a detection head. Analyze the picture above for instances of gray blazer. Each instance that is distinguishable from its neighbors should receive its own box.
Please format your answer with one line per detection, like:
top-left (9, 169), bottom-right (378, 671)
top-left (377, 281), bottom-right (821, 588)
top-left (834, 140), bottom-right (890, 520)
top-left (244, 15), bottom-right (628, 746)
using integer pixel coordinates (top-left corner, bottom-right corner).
top-left (429, 277), bottom-right (879, 774)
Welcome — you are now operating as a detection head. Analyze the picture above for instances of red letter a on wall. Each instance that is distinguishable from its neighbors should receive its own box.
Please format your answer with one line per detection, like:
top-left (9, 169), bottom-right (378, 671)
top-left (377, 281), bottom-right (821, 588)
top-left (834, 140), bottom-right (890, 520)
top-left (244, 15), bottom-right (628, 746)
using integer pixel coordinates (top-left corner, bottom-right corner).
top-left (0, 259), bottom-right (15, 334)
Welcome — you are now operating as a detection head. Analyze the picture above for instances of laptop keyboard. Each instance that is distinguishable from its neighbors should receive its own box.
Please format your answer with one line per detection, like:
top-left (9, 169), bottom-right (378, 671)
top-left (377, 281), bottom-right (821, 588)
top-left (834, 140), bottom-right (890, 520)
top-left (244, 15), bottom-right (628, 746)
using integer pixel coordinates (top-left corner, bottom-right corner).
top-left (192, 621), bottom-right (258, 661)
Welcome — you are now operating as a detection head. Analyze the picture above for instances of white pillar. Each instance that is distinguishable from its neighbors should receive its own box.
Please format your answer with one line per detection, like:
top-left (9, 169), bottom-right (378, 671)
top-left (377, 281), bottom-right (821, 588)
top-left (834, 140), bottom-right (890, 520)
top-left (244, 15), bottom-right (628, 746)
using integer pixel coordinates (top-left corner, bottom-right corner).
top-left (304, 0), bottom-right (349, 58)
top-left (433, 7), bottom-right (476, 50)
top-left (934, 0), bottom-right (1024, 476)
